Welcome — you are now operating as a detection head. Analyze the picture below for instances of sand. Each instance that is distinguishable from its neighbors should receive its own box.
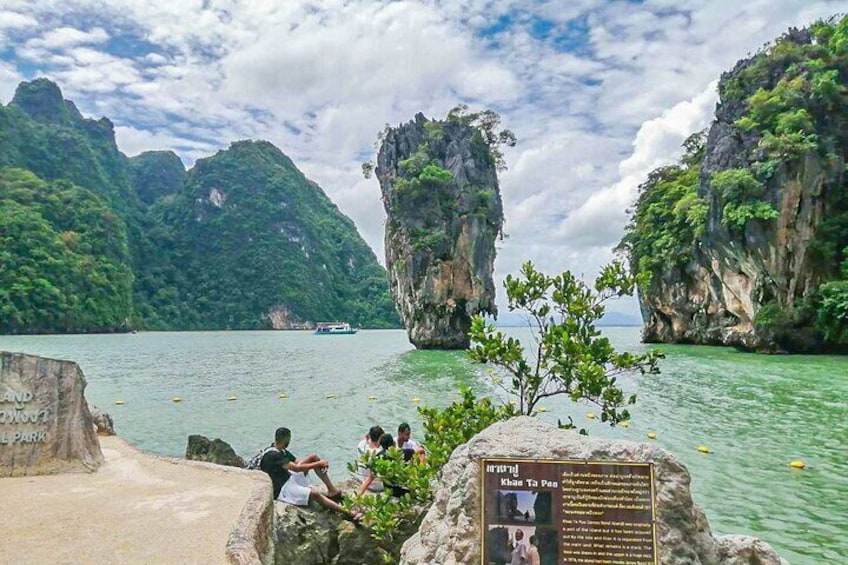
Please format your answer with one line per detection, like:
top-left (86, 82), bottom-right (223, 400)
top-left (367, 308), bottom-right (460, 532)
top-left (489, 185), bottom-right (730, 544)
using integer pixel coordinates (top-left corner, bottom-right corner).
top-left (3, 436), bottom-right (265, 564)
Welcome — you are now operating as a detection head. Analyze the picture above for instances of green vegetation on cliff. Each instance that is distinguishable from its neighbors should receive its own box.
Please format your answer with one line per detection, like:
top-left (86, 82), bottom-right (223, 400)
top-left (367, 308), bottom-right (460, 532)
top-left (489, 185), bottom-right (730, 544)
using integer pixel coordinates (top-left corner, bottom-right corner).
top-left (617, 132), bottom-right (707, 288)
top-left (0, 79), bottom-right (399, 333)
top-left (162, 140), bottom-right (398, 329)
top-left (0, 168), bottom-right (133, 333)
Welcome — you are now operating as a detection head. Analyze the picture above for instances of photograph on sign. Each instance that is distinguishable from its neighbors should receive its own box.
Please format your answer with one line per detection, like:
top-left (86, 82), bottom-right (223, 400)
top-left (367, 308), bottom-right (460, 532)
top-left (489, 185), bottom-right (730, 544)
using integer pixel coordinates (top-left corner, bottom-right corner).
top-left (485, 524), bottom-right (559, 565)
top-left (481, 458), bottom-right (658, 565)
top-left (493, 489), bottom-right (552, 524)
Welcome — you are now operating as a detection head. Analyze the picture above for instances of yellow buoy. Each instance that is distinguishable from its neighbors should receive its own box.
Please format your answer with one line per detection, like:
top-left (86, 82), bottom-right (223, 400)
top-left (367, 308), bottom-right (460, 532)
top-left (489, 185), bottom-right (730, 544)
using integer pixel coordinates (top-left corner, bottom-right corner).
top-left (619, 421), bottom-right (630, 428)
top-left (697, 445), bottom-right (711, 453)
top-left (326, 394), bottom-right (336, 399)
top-left (647, 432), bottom-right (657, 440)
top-left (227, 396), bottom-right (237, 401)
top-left (278, 393), bottom-right (287, 399)
top-left (368, 395), bottom-right (377, 400)
top-left (172, 397), bottom-right (183, 403)
top-left (789, 460), bottom-right (806, 469)
top-left (411, 397), bottom-right (421, 403)
top-left (586, 412), bottom-right (596, 420)
top-left (114, 399), bottom-right (125, 406)
top-left (537, 407), bottom-right (549, 413)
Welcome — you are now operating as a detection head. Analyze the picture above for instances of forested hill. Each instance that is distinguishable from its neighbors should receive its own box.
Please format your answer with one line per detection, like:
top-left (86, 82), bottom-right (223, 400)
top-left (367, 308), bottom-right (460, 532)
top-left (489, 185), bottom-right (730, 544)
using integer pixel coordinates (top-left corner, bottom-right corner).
top-left (0, 78), bottom-right (400, 333)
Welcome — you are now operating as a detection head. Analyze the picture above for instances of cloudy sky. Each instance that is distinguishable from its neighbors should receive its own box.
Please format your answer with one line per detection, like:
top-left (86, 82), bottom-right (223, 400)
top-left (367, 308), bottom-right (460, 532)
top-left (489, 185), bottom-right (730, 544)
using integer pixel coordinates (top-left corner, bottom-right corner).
top-left (1, 0), bottom-right (846, 315)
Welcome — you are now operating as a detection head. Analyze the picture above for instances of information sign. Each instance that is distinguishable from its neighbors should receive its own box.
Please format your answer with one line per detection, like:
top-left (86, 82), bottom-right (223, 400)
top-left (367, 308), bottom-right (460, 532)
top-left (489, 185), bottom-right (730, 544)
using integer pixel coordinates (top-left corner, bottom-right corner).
top-left (481, 458), bottom-right (658, 565)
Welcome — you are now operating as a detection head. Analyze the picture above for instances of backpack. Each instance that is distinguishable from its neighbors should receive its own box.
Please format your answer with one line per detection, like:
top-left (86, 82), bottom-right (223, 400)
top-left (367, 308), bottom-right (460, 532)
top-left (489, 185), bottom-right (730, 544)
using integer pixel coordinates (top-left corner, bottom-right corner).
top-left (246, 444), bottom-right (278, 470)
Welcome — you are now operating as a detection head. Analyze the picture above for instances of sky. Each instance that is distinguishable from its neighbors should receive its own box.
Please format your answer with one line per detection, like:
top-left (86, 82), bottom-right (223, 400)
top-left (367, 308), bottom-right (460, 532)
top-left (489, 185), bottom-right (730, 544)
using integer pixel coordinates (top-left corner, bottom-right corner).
top-left (1, 0), bottom-right (846, 315)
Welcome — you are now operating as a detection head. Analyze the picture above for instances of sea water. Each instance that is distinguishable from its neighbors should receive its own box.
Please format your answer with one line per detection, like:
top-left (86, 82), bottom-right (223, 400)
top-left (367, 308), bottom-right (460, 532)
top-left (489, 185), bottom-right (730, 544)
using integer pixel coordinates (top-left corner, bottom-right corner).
top-left (0, 328), bottom-right (845, 564)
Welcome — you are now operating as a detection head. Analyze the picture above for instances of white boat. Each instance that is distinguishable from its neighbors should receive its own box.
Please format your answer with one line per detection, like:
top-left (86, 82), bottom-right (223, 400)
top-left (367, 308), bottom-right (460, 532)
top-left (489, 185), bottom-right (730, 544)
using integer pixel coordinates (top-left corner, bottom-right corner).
top-left (314, 322), bottom-right (358, 335)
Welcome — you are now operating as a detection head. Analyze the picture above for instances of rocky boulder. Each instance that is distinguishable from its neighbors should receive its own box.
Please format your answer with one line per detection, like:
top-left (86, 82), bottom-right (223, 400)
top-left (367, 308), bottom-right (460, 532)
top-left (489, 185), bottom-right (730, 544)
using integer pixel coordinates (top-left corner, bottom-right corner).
top-left (89, 405), bottom-right (115, 435)
top-left (400, 417), bottom-right (786, 565)
top-left (273, 476), bottom-right (424, 565)
top-left (185, 434), bottom-right (246, 468)
top-left (274, 502), bottom-right (424, 565)
top-left (0, 352), bottom-right (103, 476)
top-left (376, 112), bottom-right (503, 349)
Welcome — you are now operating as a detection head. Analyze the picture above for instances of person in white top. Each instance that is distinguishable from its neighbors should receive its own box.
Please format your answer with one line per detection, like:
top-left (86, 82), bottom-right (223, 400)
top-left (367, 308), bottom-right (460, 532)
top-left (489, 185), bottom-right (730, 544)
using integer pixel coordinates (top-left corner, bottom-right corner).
top-left (356, 425), bottom-right (385, 492)
top-left (510, 529), bottom-right (529, 565)
top-left (396, 422), bottom-right (427, 465)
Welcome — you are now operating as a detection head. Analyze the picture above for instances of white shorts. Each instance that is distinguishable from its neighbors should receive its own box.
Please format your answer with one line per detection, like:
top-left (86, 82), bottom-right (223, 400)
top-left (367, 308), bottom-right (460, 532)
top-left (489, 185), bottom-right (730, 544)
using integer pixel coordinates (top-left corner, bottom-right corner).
top-left (278, 471), bottom-right (311, 506)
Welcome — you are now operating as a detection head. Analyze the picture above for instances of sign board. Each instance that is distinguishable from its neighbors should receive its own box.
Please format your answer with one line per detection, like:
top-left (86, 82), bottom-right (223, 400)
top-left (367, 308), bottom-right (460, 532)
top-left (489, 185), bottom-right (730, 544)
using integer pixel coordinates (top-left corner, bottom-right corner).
top-left (481, 458), bottom-right (657, 565)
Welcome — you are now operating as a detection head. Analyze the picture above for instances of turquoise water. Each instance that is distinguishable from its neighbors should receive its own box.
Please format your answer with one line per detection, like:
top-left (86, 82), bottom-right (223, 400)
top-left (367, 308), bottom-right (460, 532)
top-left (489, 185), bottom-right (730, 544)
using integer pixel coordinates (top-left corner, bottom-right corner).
top-left (0, 328), bottom-right (845, 564)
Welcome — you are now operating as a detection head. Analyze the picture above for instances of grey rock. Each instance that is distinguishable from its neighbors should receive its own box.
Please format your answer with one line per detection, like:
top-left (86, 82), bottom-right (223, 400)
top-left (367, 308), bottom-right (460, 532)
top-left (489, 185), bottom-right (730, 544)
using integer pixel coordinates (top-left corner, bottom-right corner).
top-left (715, 535), bottom-right (789, 565)
top-left (400, 417), bottom-right (786, 565)
top-left (0, 351), bottom-right (103, 476)
top-left (376, 113), bottom-right (503, 349)
top-left (89, 405), bottom-right (115, 435)
top-left (185, 434), bottom-right (246, 468)
top-left (270, 475), bottom-right (423, 565)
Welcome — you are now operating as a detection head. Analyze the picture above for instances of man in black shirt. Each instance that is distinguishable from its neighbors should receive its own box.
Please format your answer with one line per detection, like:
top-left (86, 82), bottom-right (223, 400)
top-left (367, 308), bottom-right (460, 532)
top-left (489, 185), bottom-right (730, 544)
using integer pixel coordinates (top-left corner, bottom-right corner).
top-left (259, 427), bottom-right (360, 520)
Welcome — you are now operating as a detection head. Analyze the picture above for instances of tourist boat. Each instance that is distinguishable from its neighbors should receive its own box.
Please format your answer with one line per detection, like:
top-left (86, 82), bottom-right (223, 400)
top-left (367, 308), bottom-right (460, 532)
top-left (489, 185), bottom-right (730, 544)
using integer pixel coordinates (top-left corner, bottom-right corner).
top-left (313, 322), bottom-right (358, 335)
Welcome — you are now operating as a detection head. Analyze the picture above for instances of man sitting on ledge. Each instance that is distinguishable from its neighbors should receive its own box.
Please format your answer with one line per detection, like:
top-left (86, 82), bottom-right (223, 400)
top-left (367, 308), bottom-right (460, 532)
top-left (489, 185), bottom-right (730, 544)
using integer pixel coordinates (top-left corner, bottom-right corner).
top-left (260, 426), bottom-right (361, 521)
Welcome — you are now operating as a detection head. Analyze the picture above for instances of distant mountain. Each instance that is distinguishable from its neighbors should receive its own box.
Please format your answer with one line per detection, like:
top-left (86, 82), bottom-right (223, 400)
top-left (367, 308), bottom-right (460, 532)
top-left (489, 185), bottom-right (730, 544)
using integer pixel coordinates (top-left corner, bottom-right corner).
top-left (0, 78), bottom-right (400, 333)
top-left (488, 310), bottom-right (641, 327)
top-left (596, 311), bottom-right (642, 327)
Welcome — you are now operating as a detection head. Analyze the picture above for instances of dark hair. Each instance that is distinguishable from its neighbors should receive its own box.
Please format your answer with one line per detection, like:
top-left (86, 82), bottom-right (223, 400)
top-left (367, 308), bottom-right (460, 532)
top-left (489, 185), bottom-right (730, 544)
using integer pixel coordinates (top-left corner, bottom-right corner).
top-left (529, 535), bottom-right (537, 545)
top-left (275, 427), bottom-right (291, 445)
top-left (368, 426), bottom-right (384, 442)
top-left (379, 432), bottom-right (395, 450)
top-left (398, 422), bottom-right (411, 434)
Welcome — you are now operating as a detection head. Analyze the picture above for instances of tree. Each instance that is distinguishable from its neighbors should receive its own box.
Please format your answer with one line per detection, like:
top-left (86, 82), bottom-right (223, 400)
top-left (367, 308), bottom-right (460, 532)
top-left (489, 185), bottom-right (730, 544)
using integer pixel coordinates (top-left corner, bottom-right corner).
top-left (468, 262), bottom-right (662, 424)
top-left (446, 104), bottom-right (516, 170)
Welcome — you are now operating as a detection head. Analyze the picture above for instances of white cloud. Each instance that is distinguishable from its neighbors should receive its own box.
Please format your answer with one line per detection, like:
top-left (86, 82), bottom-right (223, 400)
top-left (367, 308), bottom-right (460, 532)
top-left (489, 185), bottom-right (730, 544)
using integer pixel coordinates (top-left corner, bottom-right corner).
top-left (554, 82), bottom-right (718, 249)
top-left (0, 10), bottom-right (38, 30)
top-left (0, 61), bottom-right (23, 103)
top-left (35, 26), bottom-right (108, 49)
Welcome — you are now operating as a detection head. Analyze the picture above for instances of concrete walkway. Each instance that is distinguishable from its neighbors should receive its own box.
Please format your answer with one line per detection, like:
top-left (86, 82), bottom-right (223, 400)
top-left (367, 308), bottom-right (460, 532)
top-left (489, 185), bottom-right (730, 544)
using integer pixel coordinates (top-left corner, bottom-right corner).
top-left (4, 436), bottom-right (265, 564)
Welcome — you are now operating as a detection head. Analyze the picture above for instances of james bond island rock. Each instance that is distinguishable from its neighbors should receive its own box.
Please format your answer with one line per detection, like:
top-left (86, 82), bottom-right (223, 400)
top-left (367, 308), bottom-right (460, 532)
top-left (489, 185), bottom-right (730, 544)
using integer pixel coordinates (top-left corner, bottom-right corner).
top-left (619, 19), bottom-right (848, 353)
top-left (400, 417), bottom-right (787, 565)
top-left (185, 434), bottom-right (246, 468)
top-left (376, 111), bottom-right (507, 349)
top-left (0, 352), bottom-right (103, 476)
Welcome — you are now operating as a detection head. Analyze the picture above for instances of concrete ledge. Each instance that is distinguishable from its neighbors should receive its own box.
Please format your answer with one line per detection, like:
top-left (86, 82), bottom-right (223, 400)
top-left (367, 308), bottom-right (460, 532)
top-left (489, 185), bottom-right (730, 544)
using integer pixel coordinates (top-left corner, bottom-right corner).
top-left (3, 435), bottom-right (264, 564)
top-left (226, 476), bottom-right (276, 565)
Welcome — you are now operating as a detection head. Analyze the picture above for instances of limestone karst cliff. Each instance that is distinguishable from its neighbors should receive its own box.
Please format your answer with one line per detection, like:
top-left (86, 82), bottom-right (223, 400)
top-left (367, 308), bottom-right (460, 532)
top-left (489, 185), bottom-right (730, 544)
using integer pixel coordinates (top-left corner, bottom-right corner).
top-left (619, 20), bottom-right (848, 352)
top-left (376, 112), bottom-right (506, 349)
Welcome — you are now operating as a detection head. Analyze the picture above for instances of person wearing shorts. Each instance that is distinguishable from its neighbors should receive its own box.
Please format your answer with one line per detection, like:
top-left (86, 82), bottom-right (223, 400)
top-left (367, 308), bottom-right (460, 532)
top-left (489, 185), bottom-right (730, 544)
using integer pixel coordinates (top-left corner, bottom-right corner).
top-left (260, 426), bottom-right (361, 521)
